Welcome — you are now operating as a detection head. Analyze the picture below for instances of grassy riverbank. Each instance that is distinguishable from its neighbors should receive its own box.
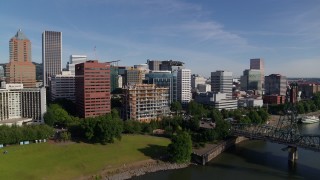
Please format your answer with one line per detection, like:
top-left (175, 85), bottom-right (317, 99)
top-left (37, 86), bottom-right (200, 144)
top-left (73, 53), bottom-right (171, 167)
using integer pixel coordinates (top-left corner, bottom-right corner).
top-left (0, 135), bottom-right (170, 180)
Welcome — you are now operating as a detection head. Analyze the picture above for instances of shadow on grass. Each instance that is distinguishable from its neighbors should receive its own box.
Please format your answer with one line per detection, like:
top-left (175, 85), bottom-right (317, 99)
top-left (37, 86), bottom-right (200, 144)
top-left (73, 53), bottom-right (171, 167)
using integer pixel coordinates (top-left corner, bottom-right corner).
top-left (138, 144), bottom-right (169, 161)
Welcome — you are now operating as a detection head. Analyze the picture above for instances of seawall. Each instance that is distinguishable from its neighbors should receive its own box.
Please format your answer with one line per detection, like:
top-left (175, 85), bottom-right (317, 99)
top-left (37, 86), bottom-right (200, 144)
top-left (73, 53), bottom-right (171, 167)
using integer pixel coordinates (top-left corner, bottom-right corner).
top-left (192, 136), bottom-right (248, 165)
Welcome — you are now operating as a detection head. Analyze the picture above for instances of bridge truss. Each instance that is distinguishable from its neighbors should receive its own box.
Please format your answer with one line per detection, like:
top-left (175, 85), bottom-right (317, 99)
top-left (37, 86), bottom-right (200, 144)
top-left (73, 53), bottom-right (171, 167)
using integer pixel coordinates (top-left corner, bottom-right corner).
top-left (231, 112), bottom-right (320, 152)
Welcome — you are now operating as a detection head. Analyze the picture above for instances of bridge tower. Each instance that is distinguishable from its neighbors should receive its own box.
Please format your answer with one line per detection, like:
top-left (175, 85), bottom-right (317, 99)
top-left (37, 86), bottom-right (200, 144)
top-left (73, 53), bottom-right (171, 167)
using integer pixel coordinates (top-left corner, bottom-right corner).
top-left (277, 83), bottom-right (300, 163)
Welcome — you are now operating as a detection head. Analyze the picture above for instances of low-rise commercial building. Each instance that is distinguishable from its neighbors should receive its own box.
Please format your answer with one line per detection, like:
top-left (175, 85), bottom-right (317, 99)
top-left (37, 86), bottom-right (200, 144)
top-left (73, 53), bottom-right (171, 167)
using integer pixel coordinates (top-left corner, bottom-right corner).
top-left (195, 92), bottom-right (238, 110)
top-left (238, 98), bottom-right (263, 108)
top-left (263, 95), bottom-right (286, 105)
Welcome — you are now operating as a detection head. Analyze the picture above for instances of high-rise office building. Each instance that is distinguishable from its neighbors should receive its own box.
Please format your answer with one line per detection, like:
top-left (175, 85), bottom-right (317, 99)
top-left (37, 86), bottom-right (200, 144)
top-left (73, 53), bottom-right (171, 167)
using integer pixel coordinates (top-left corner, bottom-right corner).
top-left (50, 71), bottom-right (75, 102)
top-left (250, 58), bottom-right (265, 89)
top-left (75, 60), bottom-right (111, 118)
top-left (240, 69), bottom-right (262, 92)
top-left (211, 70), bottom-right (233, 99)
top-left (125, 65), bottom-right (148, 86)
top-left (42, 31), bottom-right (62, 87)
top-left (145, 71), bottom-right (177, 103)
top-left (265, 74), bottom-right (287, 96)
top-left (5, 29), bottom-right (36, 88)
top-left (177, 68), bottom-right (191, 105)
top-left (67, 55), bottom-right (87, 75)
top-left (147, 60), bottom-right (162, 71)
top-left (160, 60), bottom-right (184, 71)
top-left (191, 74), bottom-right (207, 92)
top-left (146, 60), bottom-right (184, 72)
top-left (0, 65), bottom-right (4, 79)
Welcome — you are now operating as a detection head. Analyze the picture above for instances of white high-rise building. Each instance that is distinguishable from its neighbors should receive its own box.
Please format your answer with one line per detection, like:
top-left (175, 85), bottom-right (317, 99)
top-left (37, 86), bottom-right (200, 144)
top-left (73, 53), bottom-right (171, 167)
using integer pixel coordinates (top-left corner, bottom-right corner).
top-left (177, 68), bottom-right (191, 105)
top-left (0, 83), bottom-right (46, 124)
top-left (67, 55), bottom-right (87, 75)
top-left (211, 70), bottom-right (233, 99)
top-left (191, 74), bottom-right (207, 92)
top-left (42, 31), bottom-right (62, 87)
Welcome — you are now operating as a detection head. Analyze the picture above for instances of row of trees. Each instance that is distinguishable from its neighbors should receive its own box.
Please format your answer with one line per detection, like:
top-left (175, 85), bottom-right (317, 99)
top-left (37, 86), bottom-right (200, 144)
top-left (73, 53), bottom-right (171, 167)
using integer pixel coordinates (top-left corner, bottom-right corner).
top-left (268, 92), bottom-right (320, 115)
top-left (44, 100), bottom-right (269, 143)
top-left (43, 99), bottom-right (271, 164)
top-left (295, 93), bottom-right (320, 114)
top-left (0, 125), bottom-right (54, 145)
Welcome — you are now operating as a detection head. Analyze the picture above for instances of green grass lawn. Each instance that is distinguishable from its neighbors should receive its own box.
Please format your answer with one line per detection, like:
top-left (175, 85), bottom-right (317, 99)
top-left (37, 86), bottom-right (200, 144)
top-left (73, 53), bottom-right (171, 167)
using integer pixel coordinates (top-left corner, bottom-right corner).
top-left (0, 135), bottom-right (170, 180)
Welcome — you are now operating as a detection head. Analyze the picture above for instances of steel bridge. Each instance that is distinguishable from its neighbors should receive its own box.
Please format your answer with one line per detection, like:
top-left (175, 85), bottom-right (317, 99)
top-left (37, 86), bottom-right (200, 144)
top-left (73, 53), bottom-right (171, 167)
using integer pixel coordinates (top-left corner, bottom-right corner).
top-left (230, 112), bottom-right (320, 162)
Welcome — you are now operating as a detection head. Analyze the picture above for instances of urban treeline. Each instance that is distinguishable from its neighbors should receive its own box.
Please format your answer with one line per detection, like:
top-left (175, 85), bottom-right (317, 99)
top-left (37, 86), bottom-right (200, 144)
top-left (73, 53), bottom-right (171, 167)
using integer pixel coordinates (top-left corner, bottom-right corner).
top-left (42, 99), bottom-right (270, 162)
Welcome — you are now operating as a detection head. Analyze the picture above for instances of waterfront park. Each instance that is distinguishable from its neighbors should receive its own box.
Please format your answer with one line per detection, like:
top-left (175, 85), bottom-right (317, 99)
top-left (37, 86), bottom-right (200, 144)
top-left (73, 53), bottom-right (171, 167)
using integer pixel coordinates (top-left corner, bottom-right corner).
top-left (0, 135), bottom-right (170, 180)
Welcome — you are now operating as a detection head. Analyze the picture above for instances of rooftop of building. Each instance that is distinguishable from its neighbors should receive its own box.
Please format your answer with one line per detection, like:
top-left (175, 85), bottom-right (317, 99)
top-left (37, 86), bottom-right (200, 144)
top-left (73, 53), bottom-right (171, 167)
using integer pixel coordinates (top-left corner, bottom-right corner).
top-left (12, 29), bottom-right (29, 40)
top-left (0, 118), bottom-right (33, 126)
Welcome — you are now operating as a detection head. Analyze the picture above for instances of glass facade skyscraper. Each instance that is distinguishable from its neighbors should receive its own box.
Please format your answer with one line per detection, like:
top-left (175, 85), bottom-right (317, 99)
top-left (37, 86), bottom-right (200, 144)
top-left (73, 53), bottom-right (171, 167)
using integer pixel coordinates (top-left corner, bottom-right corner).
top-left (42, 31), bottom-right (62, 87)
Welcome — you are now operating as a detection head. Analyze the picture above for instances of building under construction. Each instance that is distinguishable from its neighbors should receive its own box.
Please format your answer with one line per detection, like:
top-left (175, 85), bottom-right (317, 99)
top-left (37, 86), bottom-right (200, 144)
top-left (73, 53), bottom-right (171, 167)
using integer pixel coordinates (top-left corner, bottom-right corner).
top-left (123, 84), bottom-right (170, 122)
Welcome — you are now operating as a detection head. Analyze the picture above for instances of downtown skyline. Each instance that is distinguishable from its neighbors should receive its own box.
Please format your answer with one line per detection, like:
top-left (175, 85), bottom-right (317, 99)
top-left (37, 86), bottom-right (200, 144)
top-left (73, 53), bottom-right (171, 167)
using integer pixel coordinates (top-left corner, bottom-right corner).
top-left (0, 0), bottom-right (320, 78)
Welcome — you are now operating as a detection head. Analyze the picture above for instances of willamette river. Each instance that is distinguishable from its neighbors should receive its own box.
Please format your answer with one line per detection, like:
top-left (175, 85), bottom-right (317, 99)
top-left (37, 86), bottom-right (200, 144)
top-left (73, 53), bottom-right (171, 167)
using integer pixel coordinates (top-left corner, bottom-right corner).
top-left (133, 123), bottom-right (320, 180)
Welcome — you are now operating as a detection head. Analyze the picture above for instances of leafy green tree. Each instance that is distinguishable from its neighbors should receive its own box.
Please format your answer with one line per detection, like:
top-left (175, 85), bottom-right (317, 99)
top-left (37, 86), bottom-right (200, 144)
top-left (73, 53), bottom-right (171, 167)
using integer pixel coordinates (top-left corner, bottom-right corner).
top-left (187, 101), bottom-right (208, 117)
top-left (210, 109), bottom-right (223, 122)
top-left (52, 98), bottom-right (77, 116)
top-left (310, 102), bottom-right (317, 112)
top-left (11, 125), bottom-right (23, 143)
top-left (303, 101), bottom-right (311, 113)
top-left (185, 116), bottom-right (200, 131)
top-left (59, 131), bottom-right (71, 142)
top-left (201, 129), bottom-right (217, 142)
top-left (233, 109), bottom-right (243, 121)
top-left (141, 123), bottom-right (153, 134)
top-left (0, 125), bottom-right (11, 144)
top-left (111, 108), bottom-right (120, 119)
top-left (81, 114), bottom-right (123, 144)
top-left (215, 119), bottom-right (231, 139)
top-left (167, 131), bottom-right (192, 163)
top-left (248, 110), bottom-right (262, 124)
top-left (239, 116), bottom-right (251, 124)
top-left (296, 103), bottom-right (305, 114)
top-left (44, 104), bottom-right (72, 127)
top-left (82, 117), bottom-right (96, 141)
top-left (312, 92), bottom-right (320, 109)
top-left (171, 101), bottom-right (182, 115)
top-left (221, 109), bottom-right (229, 119)
top-left (257, 108), bottom-right (269, 123)
top-left (0, 125), bottom-right (54, 145)
top-left (123, 120), bottom-right (142, 134)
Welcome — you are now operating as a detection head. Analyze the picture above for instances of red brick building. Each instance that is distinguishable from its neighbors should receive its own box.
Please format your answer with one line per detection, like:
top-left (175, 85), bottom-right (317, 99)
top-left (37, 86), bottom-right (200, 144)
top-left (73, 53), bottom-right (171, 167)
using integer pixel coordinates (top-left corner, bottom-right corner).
top-left (75, 60), bottom-right (111, 118)
top-left (263, 95), bottom-right (286, 105)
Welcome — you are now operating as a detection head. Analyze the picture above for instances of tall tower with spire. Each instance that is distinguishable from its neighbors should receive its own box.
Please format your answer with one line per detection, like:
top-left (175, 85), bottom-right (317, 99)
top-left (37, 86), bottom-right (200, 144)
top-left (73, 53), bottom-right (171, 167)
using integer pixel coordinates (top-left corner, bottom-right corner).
top-left (5, 29), bottom-right (36, 87)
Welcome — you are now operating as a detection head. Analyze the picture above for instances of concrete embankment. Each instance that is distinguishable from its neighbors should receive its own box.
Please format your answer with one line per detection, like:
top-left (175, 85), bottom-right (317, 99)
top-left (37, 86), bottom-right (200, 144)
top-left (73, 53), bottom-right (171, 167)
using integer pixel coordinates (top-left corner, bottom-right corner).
top-left (192, 136), bottom-right (248, 165)
top-left (101, 159), bottom-right (189, 180)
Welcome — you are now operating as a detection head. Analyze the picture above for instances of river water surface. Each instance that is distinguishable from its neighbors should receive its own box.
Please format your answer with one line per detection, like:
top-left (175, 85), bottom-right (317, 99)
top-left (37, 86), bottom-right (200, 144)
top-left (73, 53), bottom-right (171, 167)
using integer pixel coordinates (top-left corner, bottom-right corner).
top-left (133, 123), bottom-right (320, 180)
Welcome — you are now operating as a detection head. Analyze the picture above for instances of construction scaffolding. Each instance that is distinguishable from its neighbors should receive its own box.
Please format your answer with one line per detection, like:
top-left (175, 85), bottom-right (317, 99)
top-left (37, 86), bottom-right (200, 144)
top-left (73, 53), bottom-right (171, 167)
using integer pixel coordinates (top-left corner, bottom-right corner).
top-left (124, 84), bottom-right (170, 122)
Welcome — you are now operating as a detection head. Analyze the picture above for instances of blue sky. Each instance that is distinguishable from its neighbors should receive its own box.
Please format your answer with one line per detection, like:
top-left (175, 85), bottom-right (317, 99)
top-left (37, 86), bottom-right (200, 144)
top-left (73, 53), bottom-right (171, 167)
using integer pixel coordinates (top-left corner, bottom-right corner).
top-left (0, 0), bottom-right (320, 78)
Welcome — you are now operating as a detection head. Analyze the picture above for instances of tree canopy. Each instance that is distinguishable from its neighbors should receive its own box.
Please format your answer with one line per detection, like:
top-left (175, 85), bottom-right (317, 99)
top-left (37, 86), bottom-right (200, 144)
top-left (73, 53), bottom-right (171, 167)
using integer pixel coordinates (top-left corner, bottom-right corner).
top-left (43, 104), bottom-right (72, 127)
top-left (167, 131), bottom-right (192, 163)
top-left (80, 114), bottom-right (123, 144)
